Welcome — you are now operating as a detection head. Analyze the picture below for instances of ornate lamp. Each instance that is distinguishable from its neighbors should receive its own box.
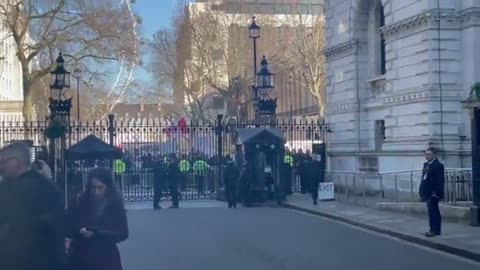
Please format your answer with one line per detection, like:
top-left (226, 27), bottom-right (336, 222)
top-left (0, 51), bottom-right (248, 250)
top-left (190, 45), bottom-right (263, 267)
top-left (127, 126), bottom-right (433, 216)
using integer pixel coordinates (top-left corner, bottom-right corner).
top-left (47, 52), bottom-right (72, 139)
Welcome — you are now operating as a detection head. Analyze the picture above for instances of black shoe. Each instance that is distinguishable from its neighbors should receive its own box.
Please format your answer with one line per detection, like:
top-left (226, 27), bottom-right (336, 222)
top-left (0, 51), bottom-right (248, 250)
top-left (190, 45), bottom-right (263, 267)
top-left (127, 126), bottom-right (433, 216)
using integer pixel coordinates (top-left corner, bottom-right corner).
top-left (425, 231), bottom-right (440, 237)
top-left (169, 205), bottom-right (179, 209)
top-left (313, 200), bottom-right (318, 205)
top-left (233, 204), bottom-right (237, 208)
top-left (154, 205), bottom-right (162, 210)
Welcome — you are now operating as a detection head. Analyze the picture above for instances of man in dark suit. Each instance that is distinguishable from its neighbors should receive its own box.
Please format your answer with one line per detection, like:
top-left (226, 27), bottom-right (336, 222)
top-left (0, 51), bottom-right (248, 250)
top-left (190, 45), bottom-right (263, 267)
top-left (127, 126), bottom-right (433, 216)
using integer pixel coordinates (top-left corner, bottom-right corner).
top-left (419, 147), bottom-right (445, 237)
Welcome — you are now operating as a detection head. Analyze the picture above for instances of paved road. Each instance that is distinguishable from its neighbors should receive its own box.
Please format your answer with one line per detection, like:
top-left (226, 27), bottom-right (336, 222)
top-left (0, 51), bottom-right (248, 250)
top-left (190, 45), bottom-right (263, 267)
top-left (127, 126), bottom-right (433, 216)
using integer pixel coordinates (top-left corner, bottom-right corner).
top-left (119, 203), bottom-right (479, 270)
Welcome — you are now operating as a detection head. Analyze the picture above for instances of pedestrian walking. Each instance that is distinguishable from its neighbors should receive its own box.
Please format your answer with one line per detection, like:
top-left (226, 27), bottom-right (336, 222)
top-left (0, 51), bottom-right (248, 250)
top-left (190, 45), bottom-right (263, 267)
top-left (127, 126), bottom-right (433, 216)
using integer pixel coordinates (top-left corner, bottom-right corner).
top-left (0, 142), bottom-right (65, 270)
top-left (419, 147), bottom-right (445, 237)
top-left (224, 159), bottom-right (240, 208)
top-left (66, 167), bottom-right (129, 270)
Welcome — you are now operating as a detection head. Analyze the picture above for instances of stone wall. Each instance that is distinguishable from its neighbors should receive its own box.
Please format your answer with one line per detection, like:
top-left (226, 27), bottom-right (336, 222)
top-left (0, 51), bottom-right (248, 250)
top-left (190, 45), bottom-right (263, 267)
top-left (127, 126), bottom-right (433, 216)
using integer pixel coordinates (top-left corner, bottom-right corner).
top-left (325, 0), bottom-right (480, 171)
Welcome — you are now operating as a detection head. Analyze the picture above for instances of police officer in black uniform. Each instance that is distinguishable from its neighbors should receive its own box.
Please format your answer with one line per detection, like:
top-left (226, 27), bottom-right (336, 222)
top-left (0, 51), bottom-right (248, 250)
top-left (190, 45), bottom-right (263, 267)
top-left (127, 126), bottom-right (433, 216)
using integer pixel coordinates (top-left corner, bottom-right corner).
top-left (223, 156), bottom-right (239, 208)
top-left (153, 155), bottom-right (167, 210)
top-left (167, 153), bottom-right (180, 208)
top-left (306, 154), bottom-right (324, 205)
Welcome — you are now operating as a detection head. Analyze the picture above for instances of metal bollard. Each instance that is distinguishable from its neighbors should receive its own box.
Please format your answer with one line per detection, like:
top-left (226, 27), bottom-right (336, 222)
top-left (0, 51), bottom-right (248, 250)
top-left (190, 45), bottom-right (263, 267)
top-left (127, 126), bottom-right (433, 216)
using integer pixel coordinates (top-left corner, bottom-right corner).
top-left (394, 174), bottom-right (398, 203)
top-left (362, 174), bottom-right (366, 206)
top-left (345, 175), bottom-right (348, 198)
top-left (353, 174), bottom-right (357, 204)
top-left (410, 171), bottom-right (414, 202)
top-left (379, 173), bottom-right (384, 200)
top-left (452, 171), bottom-right (457, 205)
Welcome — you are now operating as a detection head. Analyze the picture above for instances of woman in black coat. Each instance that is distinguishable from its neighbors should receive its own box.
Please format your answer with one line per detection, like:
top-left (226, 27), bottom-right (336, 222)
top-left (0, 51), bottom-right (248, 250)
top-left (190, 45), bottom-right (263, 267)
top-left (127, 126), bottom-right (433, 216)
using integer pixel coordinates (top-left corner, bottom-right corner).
top-left (66, 167), bottom-right (129, 270)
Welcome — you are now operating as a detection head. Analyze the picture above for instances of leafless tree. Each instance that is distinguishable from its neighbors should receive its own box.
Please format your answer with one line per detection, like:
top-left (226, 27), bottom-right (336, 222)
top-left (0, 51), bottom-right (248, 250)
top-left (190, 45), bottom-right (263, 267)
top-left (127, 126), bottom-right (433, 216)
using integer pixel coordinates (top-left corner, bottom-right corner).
top-left (187, 6), bottom-right (283, 117)
top-left (0, 0), bottom-right (138, 120)
top-left (278, 14), bottom-right (326, 118)
top-left (148, 7), bottom-right (209, 121)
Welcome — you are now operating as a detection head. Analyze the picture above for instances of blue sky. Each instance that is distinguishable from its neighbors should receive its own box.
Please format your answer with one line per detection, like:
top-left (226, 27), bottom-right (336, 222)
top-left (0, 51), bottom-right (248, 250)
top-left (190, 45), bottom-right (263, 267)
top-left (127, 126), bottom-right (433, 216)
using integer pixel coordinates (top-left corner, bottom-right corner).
top-left (134, 0), bottom-right (180, 37)
top-left (133, 0), bottom-right (184, 91)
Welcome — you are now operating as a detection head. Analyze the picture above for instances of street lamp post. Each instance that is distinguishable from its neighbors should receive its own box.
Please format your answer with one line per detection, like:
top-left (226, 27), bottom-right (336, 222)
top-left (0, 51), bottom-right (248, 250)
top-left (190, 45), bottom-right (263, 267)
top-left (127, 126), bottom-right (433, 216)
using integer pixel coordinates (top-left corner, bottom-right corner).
top-left (73, 68), bottom-right (82, 124)
top-left (46, 52), bottom-right (72, 206)
top-left (73, 68), bottom-right (82, 141)
top-left (249, 16), bottom-right (260, 121)
top-left (255, 56), bottom-right (276, 125)
top-left (288, 74), bottom-right (293, 123)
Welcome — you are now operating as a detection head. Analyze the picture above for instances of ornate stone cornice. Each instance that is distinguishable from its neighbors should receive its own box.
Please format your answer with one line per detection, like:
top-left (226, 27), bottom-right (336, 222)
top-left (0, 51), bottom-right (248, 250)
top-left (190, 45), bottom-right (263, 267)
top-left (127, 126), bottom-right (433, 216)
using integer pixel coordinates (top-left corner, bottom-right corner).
top-left (383, 91), bottom-right (430, 105)
top-left (326, 102), bottom-right (357, 114)
top-left (380, 9), bottom-right (480, 39)
top-left (323, 39), bottom-right (359, 59)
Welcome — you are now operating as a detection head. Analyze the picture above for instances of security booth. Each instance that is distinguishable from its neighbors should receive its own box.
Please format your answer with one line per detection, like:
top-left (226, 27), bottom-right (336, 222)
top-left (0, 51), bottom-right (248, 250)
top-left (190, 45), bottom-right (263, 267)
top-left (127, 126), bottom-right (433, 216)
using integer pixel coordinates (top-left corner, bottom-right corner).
top-left (235, 128), bottom-right (285, 206)
top-left (462, 94), bottom-right (480, 226)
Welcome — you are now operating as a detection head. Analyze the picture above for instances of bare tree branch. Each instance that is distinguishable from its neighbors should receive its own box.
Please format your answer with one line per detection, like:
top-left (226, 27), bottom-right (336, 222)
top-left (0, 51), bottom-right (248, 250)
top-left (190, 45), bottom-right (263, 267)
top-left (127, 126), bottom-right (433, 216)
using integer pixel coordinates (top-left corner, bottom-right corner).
top-left (0, 0), bottom-right (139, 120)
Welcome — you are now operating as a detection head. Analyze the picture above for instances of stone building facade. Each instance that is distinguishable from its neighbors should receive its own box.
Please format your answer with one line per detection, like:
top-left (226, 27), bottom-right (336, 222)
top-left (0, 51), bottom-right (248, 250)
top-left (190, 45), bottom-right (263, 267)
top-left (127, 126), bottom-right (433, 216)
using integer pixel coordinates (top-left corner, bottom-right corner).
top-left (0, 20), bottom-right (24, 121)
top-left (325, 0), bottom-right (480, 172)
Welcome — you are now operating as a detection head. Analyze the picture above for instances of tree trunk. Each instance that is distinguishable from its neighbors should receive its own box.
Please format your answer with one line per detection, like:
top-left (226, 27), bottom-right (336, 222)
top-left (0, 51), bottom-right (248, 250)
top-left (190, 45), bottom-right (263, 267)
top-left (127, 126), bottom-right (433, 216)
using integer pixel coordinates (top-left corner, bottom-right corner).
top-left (22, 80), bottom-right (34, 122)
top-left (319, 103), bottom-right (325, 119)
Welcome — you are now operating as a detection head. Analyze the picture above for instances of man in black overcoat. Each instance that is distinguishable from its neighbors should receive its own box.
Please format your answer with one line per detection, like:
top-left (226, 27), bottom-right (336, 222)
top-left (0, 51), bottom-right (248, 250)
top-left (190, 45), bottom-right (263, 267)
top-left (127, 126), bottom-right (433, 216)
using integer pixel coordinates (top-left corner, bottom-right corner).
top-left (419, 147), bottom-right (445, 237)
top-left (224, 158), bottom-right (240, 208)
top-left (0, 142), bottom-right (65, 270)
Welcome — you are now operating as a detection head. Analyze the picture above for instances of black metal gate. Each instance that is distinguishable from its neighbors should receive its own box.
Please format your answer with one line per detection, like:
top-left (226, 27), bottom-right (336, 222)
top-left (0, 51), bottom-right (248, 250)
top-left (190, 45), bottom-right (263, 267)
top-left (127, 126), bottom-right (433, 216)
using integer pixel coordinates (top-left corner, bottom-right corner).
top-left (0, 118), bottom-right (330, 202)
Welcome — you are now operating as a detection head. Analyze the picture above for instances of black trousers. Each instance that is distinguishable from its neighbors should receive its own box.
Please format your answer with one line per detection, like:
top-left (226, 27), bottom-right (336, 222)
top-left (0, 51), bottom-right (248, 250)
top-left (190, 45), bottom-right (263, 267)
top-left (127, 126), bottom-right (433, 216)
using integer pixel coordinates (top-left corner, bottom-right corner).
top-left (153, 176), bottom-right (163, 208)
top-left (311, 181), bottom-right (320, 202)
top-left (153, 188), bottom-right (162, 208)
top-left (195, 175), bottom-right (204, 194)
top-left (299, 175), bottom-right (308, 194)
top-left (225, 185), bottom-right (237, 207)
top-left (426, 197), bottom-right (441, 234)
top-left (170, 184), bottom-right (179, 206)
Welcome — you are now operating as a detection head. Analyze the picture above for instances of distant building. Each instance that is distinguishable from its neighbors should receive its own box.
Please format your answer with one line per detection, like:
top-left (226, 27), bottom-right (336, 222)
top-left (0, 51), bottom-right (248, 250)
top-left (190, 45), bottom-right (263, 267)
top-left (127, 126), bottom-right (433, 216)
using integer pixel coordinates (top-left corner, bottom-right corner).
top-left (111, 102), bottom-right (179, 122)
top-left (176, 0), bottom-right (324, 121)
top-left (0, 20), bottom-right (24, 122)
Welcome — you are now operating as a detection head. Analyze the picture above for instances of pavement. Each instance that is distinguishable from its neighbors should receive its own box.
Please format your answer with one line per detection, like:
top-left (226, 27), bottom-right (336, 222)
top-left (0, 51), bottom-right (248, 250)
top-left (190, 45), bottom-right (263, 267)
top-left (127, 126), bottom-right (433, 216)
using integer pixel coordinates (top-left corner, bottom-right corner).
top-left (119, 200), bottom-right (479, 270)
top-left (283, 194), bottom-right (480, 262)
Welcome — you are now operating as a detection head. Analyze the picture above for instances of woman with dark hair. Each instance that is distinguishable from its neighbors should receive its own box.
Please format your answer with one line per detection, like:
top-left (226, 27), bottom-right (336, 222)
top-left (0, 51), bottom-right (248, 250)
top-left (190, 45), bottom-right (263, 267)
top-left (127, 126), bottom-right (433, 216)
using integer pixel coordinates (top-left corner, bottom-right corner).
top-left (66, 167), bottom-right (129, 270)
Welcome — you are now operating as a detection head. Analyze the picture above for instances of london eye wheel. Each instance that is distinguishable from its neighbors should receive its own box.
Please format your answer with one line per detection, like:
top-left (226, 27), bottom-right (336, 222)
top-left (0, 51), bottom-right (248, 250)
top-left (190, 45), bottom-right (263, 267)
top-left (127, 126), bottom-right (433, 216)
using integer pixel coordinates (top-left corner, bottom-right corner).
top-left (109, 0), bottom-right (142, 100)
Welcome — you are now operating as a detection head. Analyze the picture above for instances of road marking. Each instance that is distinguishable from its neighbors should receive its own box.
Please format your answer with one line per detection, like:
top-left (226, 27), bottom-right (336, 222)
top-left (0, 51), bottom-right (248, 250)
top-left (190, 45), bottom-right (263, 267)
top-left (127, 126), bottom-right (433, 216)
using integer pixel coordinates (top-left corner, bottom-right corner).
top-left (292, 209), bottom-right (480, 266)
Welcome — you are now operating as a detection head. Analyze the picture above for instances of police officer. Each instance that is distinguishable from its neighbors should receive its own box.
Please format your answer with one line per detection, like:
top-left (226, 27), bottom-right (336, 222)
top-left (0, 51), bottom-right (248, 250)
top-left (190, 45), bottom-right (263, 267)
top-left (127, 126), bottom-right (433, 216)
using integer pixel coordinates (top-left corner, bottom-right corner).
top-left (306, 154), bottom-right (324, 205)
top-left (223, 157), bottom-right (239, 208)
top-left (167, 153), bottom-right (180, 208)
top-left (284, 151), bottom-right (294, 195)
top-left (193, 156), bottom-right (209, 195)
top-left (178, 155), bottom-right (190, 192)
top-left (153, 155), bottom-right (167, 210)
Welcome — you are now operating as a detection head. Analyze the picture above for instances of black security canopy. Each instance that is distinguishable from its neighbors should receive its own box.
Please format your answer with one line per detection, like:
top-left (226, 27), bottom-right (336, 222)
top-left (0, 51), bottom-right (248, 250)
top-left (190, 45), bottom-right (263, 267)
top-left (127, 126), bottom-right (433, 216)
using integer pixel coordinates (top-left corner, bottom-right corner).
top-left (235, 128), bottom-right (284, 145)
top-left (66, 135), bottom-right (122, 160)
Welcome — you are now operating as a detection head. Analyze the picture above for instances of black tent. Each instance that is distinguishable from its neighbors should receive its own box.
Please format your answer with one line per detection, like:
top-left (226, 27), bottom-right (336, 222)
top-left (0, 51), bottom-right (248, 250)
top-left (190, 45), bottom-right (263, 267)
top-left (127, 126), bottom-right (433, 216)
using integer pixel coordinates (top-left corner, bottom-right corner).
top-left (66, 135), bottom-right (122, 160)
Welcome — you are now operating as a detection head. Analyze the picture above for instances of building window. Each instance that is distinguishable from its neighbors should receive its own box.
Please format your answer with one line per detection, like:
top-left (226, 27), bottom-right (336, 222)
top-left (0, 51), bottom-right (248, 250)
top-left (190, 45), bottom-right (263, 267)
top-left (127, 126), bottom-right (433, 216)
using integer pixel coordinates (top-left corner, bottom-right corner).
top-left (375, 120), bottom-right (385, 151)
top-left (379, 5), bottom-right (386, 75)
